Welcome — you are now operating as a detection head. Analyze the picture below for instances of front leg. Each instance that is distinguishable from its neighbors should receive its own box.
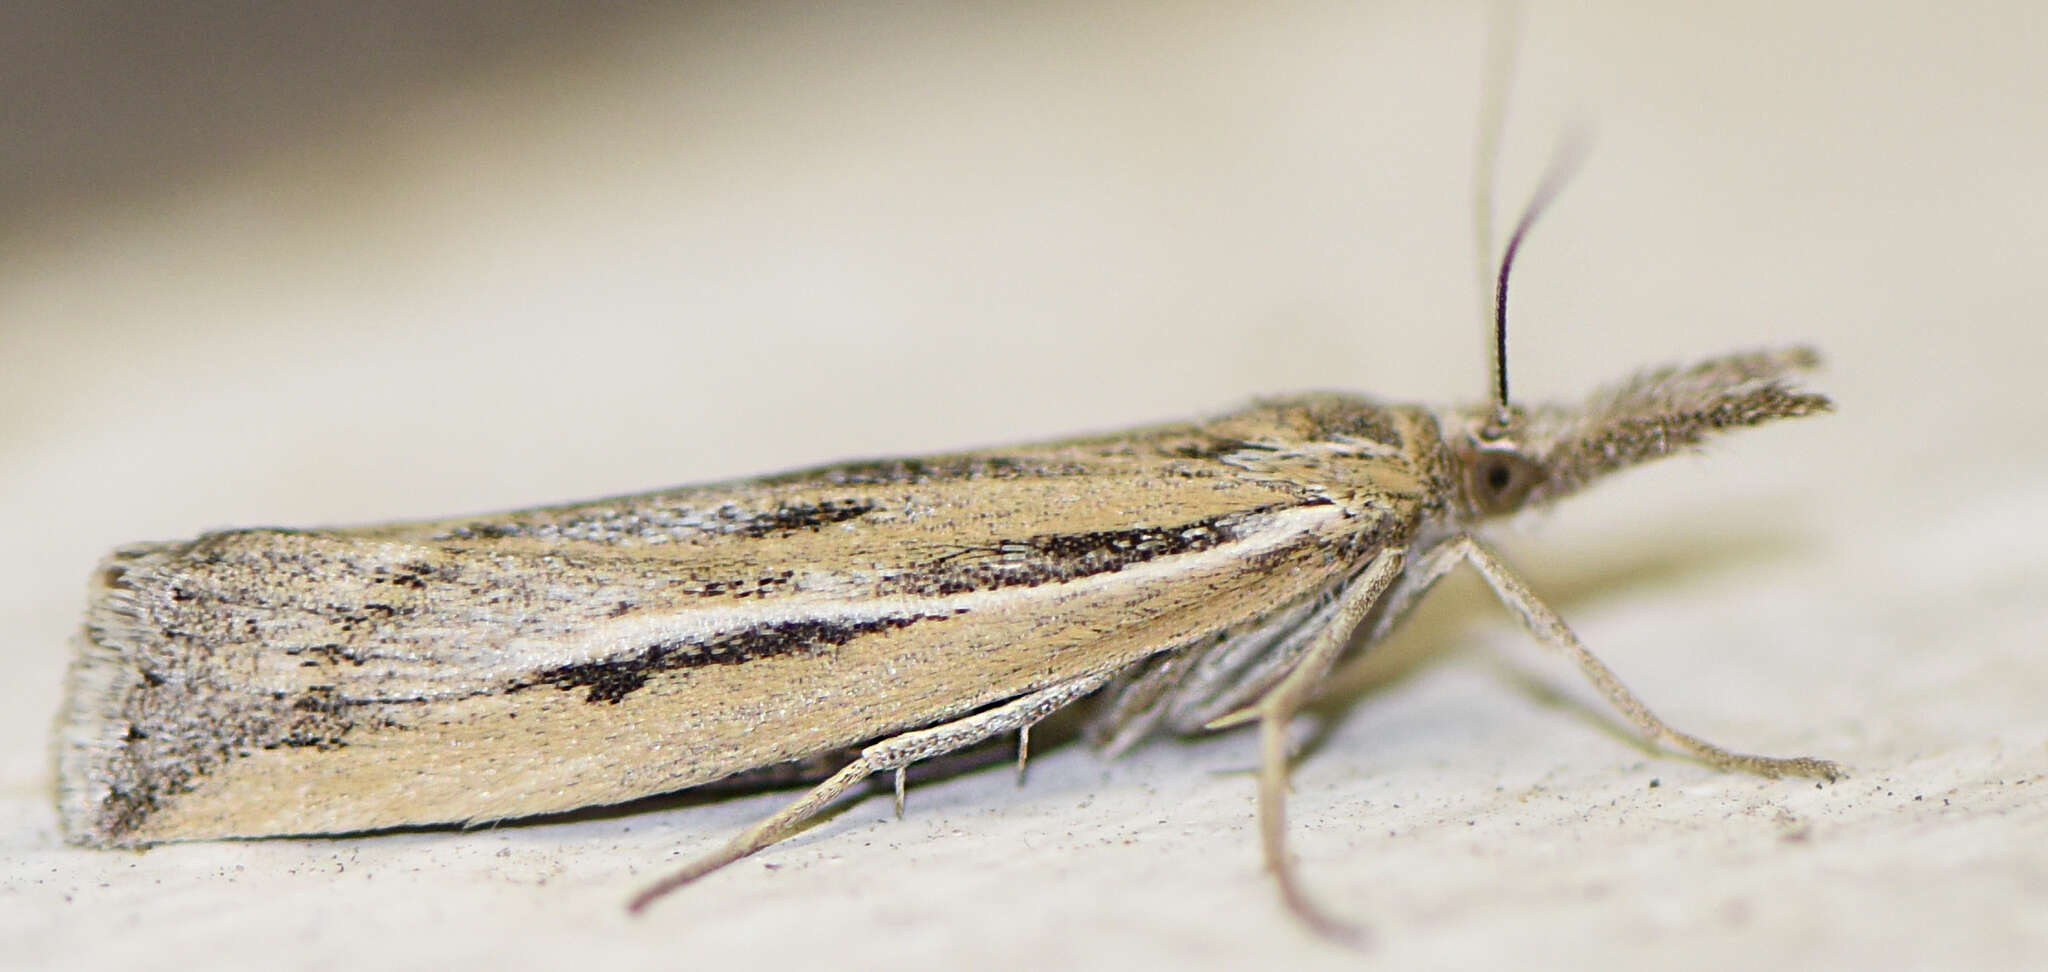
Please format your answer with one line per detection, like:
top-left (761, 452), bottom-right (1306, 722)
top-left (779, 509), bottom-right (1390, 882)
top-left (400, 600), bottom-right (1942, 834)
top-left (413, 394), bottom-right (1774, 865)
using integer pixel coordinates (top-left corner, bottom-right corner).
top-left (1451, 534), bottom-right (1842, 780)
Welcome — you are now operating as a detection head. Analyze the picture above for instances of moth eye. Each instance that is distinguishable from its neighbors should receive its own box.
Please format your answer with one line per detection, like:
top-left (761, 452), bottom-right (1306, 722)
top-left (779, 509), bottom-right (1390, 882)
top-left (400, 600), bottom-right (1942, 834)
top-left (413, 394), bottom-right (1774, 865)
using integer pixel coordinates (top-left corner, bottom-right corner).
top-left (1467, 447), bottom-right (1544, 515)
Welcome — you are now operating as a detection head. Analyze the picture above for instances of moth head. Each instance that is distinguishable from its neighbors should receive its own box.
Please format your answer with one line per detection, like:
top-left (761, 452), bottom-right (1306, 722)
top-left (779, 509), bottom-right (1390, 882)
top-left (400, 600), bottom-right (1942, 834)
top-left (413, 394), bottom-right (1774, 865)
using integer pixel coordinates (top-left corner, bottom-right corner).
top-left (1449, 346), bottom-right (1831, 520)
top-left (1457, 137), bottom-right (1828, 520)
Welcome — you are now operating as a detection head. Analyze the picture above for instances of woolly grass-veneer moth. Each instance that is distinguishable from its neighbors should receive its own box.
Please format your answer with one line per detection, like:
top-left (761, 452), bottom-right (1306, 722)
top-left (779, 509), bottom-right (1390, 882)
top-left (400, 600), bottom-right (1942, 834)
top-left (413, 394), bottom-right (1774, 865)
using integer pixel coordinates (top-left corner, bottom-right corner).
top-left (55, 79), bottom-right (1840, 948)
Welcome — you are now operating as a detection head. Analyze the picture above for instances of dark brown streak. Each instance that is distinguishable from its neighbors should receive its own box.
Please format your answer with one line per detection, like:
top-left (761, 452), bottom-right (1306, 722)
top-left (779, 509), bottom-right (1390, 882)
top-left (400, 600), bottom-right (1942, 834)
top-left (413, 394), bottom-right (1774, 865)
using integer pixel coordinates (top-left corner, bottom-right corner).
top-left (800, 455), bottom-right (1091, 487)
top-left (729, 500), bottom-right (879, 538)
top-left (432, 498), bottom-right (881, 544)
top-left (517, 612), bottom-right (958, 705)
top-left (874, 507), bottom-right (1307, 597)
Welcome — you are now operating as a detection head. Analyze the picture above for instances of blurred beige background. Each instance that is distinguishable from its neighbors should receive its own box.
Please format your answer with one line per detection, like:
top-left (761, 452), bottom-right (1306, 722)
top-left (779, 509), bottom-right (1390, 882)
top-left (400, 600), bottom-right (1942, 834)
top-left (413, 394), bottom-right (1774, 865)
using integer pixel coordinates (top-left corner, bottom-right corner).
top-left (4, 2), bottom-right (2043, 969)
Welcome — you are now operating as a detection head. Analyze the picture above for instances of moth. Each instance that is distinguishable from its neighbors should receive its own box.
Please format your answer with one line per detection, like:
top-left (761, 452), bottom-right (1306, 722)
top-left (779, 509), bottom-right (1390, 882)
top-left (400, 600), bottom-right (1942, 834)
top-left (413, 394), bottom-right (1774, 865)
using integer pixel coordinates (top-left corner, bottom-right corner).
top-left (54, 137), bottom-right (1840, 946)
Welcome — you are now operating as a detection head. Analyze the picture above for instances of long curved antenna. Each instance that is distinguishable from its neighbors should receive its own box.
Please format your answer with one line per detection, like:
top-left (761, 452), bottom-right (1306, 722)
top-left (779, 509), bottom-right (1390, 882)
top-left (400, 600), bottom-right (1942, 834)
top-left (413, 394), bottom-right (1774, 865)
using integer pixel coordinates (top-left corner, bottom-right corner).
top-left (1490, 129), bottom-right (1588, 431)
top-left (1474, 0), bottom-right (1522, 403)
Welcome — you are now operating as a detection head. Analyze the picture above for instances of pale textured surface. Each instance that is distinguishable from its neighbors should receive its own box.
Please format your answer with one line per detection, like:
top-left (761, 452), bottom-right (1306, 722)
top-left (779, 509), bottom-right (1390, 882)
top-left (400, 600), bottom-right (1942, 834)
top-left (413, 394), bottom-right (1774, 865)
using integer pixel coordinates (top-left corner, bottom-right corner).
top-left (3, 2), bottom-right (2043, 969)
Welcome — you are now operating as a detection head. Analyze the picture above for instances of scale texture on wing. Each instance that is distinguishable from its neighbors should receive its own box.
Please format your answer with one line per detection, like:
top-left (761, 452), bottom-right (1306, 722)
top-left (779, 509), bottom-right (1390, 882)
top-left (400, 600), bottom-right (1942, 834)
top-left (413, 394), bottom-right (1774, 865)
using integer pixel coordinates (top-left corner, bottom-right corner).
top-left (58, 395), bottom-right (1448, 847)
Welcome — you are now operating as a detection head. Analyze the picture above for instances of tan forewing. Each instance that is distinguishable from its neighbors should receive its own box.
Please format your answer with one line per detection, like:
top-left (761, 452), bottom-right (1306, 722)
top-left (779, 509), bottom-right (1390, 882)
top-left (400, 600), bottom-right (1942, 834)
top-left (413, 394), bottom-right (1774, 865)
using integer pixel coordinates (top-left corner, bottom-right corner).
top-left (60, 395), bottom-right (1434, 846)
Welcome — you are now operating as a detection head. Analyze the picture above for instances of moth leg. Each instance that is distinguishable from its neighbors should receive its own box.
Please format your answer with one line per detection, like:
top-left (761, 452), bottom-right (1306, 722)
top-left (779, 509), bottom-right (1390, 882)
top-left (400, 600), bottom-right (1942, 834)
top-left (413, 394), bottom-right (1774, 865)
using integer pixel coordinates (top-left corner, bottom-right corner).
top-left (1192, 534), bottom-right (1471, 734)
top-left (1451, 534), bottom-right (1842, 781)
top-left (1090, 641), bottom-right (1205, 757)
top-left (629, 670), bottom-right (1111, 913)
top-left (1244, 547), bottom-right (1407, 942)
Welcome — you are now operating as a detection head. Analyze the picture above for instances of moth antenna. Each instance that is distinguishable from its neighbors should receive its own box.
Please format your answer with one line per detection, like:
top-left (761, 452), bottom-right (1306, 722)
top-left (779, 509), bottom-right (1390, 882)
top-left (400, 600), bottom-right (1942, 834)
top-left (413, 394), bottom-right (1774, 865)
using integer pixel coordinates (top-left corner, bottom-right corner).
top-left (1474, 0), bottom-right (1522, 410)
top-left (1490, 128), bottom-right (1589, 434)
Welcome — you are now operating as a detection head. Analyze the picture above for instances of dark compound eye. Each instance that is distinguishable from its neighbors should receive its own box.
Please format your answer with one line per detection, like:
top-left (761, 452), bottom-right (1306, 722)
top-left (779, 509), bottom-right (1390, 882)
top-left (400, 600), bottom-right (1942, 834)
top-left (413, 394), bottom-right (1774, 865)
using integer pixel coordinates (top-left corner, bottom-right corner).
top-left (1466, 445), bottom-right (1544, 515)
top-left (1485, 462), bottom-right (1513, 492)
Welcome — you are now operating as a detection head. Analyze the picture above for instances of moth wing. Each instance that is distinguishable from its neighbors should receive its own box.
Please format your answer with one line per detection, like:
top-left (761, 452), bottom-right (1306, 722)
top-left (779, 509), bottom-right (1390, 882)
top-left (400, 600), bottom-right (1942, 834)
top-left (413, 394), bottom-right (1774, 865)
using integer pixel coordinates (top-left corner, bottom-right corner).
top-left (60, 396), bottom-right (1432, 846)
